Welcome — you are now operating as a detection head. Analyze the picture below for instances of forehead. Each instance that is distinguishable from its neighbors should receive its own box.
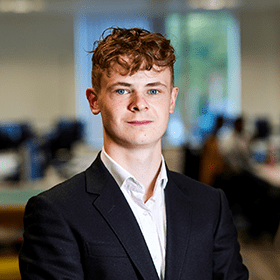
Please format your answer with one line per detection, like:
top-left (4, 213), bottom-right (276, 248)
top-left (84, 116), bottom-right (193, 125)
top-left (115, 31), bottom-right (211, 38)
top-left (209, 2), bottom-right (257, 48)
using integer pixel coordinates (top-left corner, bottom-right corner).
top-left (102, 64), bottom-right (172, 85)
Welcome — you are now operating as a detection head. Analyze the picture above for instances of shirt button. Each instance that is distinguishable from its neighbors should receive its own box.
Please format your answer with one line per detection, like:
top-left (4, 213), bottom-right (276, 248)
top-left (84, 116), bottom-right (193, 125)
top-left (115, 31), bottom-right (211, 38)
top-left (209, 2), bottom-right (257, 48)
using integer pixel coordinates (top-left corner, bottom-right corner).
top-left (143, 211), bottom-right (148, 216)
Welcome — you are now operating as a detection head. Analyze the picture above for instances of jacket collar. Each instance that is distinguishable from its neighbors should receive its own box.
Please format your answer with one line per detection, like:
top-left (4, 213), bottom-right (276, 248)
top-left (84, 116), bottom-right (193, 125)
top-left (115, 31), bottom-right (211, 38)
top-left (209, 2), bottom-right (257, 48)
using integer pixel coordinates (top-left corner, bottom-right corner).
top-left (85, 153), bottom-right (160, 280)
top-left (85, 153), bottom-right (192, 280)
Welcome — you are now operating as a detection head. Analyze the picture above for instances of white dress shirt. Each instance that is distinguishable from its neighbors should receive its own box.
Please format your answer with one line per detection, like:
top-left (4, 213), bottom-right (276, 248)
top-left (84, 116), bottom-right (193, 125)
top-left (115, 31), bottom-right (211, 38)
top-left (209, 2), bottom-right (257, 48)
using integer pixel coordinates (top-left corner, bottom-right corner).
top-left (100, 148), bottom-right (167, 279)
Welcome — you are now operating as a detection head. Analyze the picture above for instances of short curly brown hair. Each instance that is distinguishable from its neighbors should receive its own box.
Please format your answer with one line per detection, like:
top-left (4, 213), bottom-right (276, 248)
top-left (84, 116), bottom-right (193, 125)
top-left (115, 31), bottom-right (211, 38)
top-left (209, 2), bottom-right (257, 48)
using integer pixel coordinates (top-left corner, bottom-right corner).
top-left (89, 27), bottom-right (176, 93)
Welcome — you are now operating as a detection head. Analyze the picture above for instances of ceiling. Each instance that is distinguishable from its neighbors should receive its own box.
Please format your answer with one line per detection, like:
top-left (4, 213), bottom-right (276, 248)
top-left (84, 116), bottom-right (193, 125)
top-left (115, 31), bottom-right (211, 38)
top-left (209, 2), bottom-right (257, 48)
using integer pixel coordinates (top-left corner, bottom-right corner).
top-left (0, 0), bottom-right (280, 14)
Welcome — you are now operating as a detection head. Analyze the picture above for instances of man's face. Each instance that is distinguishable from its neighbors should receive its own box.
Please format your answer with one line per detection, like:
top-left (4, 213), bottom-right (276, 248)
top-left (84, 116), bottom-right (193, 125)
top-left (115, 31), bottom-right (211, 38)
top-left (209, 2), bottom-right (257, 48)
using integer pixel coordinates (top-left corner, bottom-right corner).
top-left (86, 65), bottom-right (178, 150)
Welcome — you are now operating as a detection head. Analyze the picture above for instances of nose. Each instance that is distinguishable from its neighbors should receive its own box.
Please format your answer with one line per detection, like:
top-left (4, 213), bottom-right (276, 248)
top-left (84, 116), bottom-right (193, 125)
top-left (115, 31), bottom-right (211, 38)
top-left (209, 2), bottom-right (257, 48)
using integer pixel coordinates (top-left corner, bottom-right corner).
top-left (128, 93), bottom-right (149, 112)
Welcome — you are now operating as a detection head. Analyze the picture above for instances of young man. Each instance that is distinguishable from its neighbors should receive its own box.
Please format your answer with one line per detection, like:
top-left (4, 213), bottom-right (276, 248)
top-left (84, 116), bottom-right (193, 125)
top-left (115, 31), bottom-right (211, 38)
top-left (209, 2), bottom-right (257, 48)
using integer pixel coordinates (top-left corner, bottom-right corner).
top-left (19, 27), bottom-right (248, 279)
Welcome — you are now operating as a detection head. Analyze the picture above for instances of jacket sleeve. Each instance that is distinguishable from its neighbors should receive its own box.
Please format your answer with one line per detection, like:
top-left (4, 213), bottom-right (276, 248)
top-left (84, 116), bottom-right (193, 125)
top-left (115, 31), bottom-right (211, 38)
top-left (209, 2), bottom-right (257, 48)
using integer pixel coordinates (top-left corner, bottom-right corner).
top-left (19, 194), bottom-right (84, 279)
top-left (212, 189), bottom-right (249, 279)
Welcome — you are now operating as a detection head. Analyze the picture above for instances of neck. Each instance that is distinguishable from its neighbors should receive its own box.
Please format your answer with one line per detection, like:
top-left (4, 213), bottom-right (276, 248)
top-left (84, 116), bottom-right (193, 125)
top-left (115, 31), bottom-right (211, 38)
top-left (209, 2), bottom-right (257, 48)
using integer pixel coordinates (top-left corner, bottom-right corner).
top-left (104, 143), bottom-right (162, 198)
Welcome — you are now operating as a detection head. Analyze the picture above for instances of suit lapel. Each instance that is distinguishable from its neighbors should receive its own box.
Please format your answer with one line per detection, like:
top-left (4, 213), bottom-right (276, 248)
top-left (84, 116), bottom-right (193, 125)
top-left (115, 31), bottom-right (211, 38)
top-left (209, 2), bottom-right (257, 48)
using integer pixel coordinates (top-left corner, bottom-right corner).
top-left (164, 173), bottom-right (192, 280)
top-left (85, 155), bottom-right (159, 280)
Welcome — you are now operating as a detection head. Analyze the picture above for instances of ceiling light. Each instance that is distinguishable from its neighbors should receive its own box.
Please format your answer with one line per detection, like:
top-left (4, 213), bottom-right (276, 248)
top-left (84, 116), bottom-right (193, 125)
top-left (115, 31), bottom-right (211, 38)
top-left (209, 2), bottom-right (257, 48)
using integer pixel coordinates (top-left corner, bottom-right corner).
top-left (0, 0), bottom-right (45, 13)
top-left (188, 0), bottom-right (242, 10)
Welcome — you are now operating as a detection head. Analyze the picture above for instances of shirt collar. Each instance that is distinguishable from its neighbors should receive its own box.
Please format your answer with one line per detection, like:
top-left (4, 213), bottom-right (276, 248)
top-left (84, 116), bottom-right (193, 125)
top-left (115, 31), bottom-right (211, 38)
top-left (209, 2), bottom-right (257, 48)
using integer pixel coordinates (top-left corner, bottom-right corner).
top-left (100, 147), bottom-right (168, 190)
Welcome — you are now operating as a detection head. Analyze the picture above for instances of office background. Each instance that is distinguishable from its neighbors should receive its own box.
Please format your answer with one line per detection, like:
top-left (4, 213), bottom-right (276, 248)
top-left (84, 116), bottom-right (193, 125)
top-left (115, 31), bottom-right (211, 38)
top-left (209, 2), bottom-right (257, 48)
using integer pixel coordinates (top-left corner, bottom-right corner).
top-left (1, 0), bottom-right (280, 140)
top-left (1, 1), bottom-right (280, 279)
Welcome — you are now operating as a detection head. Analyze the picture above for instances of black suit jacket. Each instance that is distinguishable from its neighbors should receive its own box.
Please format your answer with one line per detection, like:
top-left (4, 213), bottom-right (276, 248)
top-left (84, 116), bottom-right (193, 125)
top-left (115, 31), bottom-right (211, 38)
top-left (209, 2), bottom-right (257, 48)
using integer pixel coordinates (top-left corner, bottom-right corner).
top-left (19, 154), bottom-right (248, 279)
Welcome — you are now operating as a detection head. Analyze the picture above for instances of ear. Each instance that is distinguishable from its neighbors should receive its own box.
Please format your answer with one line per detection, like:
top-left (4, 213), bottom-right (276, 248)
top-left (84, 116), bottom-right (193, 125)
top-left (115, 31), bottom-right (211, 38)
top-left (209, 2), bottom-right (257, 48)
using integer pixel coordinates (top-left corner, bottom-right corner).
top-left (86, 88), bottom-right (100, 115)
top-left (169, 86), bottom-right (179, 114)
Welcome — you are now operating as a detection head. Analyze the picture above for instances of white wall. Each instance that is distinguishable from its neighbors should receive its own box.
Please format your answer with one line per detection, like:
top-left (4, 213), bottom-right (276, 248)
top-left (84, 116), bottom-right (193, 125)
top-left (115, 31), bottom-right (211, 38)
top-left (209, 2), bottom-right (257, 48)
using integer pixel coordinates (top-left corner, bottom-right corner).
top-left (0, 13), bottom-right (75, 133)
top-left (240, 10), bottom-right (280, 127)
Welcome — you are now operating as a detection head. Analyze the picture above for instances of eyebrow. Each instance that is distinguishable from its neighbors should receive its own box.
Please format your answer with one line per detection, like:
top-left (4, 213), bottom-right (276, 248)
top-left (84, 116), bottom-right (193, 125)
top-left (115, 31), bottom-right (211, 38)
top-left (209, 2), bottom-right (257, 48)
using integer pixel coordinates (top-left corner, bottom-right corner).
top-left (108, 81), bottom-right (167, 91)
top-left (145, 82), bottom-right (167, 88)
top-left (107, 82), bottom-right (131, 91)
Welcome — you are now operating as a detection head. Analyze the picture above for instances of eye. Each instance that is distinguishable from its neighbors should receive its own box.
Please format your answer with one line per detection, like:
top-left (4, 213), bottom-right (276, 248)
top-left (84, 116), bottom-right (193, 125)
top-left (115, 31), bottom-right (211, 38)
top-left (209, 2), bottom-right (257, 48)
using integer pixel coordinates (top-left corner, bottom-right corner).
top-left (148, 89), bottom-right (159, 95)
top-left (115, 89), bottom-right (127, 95)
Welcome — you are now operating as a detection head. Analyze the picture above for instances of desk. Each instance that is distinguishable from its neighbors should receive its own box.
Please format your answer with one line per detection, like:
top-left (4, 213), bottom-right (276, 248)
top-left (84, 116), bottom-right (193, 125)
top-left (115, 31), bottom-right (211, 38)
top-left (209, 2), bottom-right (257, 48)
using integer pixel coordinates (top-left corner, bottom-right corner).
top-left (0, 189), bottom-right (43, 228)
top-left (0, 165), bottom-right (65, 242)
top-left (0, 189), bottom-right (45, 280)
top-left (0, 165), bottom-right (66, 230)
top-left (0, 189), bottom-right (44, 246)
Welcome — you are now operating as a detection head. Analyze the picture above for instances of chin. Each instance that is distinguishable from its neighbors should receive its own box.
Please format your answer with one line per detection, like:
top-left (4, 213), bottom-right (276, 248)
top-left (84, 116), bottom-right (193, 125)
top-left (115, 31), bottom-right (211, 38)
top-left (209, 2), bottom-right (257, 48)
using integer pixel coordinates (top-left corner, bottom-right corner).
top-left (125, 138), bottom-right (161, 149)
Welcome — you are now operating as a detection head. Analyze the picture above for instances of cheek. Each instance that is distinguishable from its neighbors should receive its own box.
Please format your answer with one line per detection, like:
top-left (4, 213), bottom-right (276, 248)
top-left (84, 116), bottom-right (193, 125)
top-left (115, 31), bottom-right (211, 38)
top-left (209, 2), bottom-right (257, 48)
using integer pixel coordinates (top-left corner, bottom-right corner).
top-left (100, 105), bottom-right (120, 126)
top-left (101, 110), bottom-right (113, 124)
top-left (159, 101), bottom-right (173, 117)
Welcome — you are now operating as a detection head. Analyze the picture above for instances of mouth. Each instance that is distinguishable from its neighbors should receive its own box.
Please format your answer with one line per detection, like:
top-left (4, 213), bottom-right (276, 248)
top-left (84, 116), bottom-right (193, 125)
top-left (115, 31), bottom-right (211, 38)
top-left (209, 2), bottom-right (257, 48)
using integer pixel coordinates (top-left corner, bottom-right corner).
top-left (127, 120), bottom-right (153, 126)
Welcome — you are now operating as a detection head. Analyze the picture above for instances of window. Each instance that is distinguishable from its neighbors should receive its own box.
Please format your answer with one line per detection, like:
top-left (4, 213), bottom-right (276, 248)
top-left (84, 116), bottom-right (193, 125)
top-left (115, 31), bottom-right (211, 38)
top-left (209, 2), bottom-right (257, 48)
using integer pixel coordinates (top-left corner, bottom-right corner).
top-left (74, 13), bottom-right (152, 149)
top-left (165, 11), bottom-right (241, 147)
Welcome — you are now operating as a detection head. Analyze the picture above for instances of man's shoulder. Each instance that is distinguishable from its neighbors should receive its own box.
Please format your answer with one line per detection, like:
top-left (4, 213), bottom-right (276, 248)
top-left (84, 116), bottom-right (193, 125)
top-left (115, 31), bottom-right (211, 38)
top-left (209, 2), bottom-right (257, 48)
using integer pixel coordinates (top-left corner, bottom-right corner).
top-left (33, 154), bottom-right (109, 205)
top-left (167, 170), bottom-right (221, 199)
top-left (38, 155), bottom-right (104, 198)
top-left (36, 170), bottom-right (88, 203)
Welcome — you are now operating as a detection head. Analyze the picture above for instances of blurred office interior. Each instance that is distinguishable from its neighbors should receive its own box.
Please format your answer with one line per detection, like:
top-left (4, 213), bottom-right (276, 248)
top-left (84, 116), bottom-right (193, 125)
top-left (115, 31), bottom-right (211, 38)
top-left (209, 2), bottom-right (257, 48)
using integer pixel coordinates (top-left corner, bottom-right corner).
top-left (1, 0), bottom-right (280, 279)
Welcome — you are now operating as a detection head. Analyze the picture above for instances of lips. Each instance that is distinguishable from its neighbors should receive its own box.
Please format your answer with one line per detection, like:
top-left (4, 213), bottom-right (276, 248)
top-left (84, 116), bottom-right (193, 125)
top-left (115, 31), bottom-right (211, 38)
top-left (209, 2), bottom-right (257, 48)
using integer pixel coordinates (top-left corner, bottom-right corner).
top-left (127, 120), bottom-right (153, 125)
